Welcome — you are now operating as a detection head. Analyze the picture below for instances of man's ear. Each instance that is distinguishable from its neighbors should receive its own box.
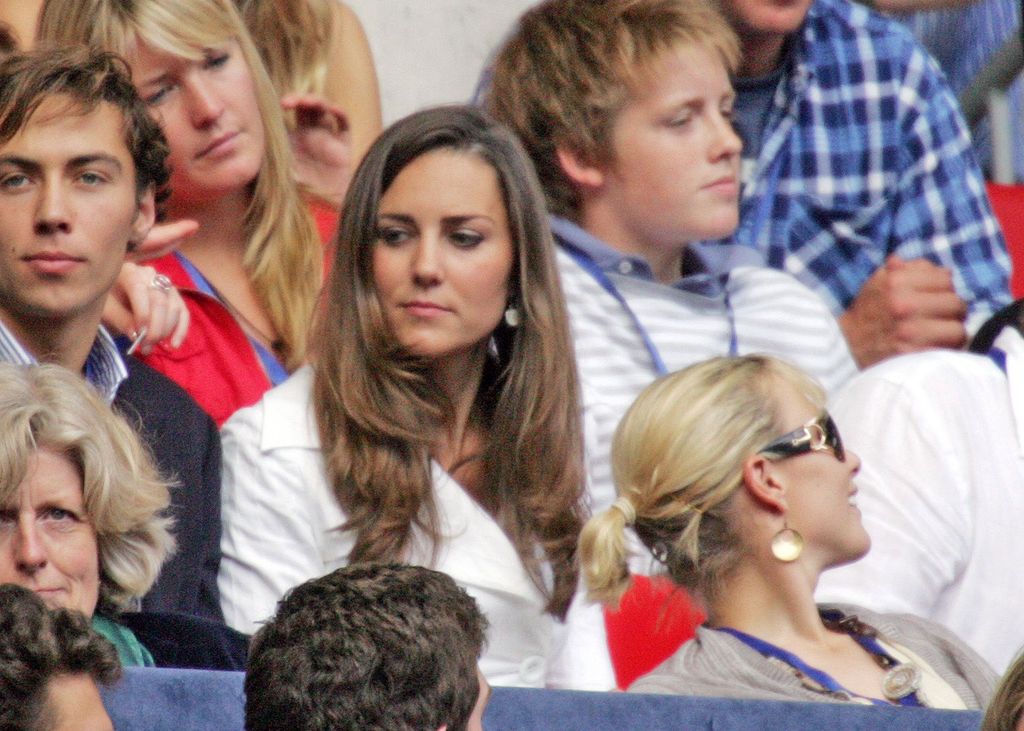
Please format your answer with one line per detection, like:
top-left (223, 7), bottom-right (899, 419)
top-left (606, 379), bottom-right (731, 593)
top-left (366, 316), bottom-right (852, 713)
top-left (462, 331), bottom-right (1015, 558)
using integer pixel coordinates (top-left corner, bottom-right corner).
top-left (128, 187), bottom-right (157, 253)
top-left (741, 453), bottom-right (787, 514)
top-left (556, 146), bottom-right (606, 190)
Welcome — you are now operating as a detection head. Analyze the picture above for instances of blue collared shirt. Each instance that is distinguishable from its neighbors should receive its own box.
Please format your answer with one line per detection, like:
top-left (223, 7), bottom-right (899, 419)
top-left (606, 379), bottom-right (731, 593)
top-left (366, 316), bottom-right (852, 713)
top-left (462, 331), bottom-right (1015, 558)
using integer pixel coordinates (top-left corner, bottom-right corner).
top-left (549, 216), bottom-right (765, 298)
top-left (0, 319), bottom-right (128, 403)
top-left (719, 0), bottom-right (1011, 330)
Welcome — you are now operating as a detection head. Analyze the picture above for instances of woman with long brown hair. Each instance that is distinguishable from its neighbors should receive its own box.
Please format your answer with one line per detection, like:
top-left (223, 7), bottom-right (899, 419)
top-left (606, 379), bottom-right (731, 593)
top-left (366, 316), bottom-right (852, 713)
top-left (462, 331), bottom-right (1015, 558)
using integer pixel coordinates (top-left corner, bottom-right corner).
top-left (218, 105), bottom-right (588, 687)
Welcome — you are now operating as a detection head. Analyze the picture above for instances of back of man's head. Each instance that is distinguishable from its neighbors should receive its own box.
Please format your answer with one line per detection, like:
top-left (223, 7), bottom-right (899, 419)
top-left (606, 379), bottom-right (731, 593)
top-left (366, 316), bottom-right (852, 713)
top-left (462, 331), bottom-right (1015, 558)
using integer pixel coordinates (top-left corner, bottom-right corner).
top-left (0, 584), bottom-right (120, 731)
top-left (245, 564), bottom-right (488, 731)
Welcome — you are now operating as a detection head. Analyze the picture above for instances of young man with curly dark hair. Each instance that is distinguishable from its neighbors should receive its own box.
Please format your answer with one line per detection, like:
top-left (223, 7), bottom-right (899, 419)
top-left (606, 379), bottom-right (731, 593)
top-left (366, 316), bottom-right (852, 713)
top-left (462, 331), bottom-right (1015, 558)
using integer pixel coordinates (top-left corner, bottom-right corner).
top-left (245, 564), bottom-right (490, 731)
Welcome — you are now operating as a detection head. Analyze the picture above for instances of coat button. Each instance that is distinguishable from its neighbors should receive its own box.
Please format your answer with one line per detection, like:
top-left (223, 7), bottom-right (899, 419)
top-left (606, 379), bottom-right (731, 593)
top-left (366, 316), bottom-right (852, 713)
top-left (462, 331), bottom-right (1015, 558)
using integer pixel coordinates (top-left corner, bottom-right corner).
top-left (519, 655), bottom-right (546, 685)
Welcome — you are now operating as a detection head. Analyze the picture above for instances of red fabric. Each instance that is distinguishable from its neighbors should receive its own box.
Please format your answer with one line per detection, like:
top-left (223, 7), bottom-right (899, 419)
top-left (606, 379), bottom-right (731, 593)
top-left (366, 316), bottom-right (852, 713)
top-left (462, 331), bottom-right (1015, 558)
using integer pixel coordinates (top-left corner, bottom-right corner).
top-left (986, 182), bottom-right (1024, 298)
top-left (310, 200), bottom-right (339, 246)
top-left (140, 254), bottom-right (271, 428)
top-left (310, 200), bottom-right (338, 278)
top-left (604, 575), bottom-right (706, 690)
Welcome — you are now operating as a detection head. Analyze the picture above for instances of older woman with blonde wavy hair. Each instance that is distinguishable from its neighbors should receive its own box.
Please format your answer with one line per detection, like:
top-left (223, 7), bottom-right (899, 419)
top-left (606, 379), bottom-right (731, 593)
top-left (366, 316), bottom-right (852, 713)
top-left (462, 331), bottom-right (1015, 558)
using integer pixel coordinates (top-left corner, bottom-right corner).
top-left (580, 355), bottom-right (995, 707)
top-left (0, 363), bottom-right (174, 666)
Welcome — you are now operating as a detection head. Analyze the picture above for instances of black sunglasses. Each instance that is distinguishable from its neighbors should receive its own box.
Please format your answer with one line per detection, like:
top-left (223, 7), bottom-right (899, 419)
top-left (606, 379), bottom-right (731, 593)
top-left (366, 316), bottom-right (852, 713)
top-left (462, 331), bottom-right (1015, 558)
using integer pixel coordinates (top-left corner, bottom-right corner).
top-left (758, 413), bottom-right (846, 462)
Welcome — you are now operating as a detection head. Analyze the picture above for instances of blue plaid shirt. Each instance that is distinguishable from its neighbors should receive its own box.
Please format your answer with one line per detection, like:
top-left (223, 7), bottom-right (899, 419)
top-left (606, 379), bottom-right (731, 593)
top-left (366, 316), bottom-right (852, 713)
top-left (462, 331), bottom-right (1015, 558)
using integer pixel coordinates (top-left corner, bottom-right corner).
top-left (895, 0), bottom-right (1023, 178)
top-left (723, 0), bottom-right (1011, 329)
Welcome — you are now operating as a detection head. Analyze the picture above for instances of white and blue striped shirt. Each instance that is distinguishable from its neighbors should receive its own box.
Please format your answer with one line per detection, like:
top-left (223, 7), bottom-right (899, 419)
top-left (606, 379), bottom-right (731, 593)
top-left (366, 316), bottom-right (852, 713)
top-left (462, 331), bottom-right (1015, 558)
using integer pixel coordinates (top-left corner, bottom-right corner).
top-left (553, 217), bottom-right (858, 515)
top-left (0, 320), bottom-right (128, 403)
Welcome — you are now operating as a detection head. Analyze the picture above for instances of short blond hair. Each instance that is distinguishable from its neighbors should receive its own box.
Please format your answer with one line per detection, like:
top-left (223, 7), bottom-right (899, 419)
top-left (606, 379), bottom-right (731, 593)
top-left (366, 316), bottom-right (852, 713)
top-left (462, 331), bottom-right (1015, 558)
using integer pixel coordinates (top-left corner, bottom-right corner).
top-left (0, 363), bottom-right (174, 614)
top-left (487, 0), bottom-right (740, 220)
top-left (579, 356), bottom-right (823, 607)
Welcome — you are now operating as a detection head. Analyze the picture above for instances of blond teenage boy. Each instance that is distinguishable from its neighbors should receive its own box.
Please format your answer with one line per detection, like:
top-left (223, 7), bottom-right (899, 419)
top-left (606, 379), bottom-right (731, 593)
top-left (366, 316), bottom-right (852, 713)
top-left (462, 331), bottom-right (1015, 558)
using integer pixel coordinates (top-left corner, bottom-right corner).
top-left (486, 0), bottom-right (857, 687)
top-left (488, 0), bottom-right (855, 519)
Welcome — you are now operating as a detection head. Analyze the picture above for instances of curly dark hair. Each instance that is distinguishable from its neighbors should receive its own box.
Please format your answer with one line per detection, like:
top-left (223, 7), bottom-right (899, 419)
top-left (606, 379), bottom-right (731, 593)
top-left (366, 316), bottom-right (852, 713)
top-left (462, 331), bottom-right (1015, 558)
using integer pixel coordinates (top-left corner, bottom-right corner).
top-left (0, 46), bottom-right (170, 212)
top-left (245, 564), bottom-right (488, 731)
top-left (0, 584), bottom-right (121, 731)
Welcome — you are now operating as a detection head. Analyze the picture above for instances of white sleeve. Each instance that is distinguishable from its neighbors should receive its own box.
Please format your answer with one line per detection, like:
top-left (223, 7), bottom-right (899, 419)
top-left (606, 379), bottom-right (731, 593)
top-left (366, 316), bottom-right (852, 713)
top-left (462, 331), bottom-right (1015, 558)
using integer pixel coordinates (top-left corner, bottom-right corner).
top-left (542, 405), bottom-right (616, 689)
top-left (546, 589), bottom-right (616, 690)
top-left (816, 370), bottom-right (970, 614)
top-left (217, 403), bottom-right (331, 634)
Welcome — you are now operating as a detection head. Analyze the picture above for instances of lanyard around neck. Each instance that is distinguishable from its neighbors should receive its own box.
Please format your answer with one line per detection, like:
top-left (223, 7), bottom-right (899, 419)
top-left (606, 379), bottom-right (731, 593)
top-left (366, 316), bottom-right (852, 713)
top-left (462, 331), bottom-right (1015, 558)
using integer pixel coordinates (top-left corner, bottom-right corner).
top-left (988, 347), bottom-right (1008, 372)
top-left (175, 253), bottom-right (289, 386)
top-left (715, 626), bottom-right (922, 707)
top-left (565, 247), bottom-right (738, 377)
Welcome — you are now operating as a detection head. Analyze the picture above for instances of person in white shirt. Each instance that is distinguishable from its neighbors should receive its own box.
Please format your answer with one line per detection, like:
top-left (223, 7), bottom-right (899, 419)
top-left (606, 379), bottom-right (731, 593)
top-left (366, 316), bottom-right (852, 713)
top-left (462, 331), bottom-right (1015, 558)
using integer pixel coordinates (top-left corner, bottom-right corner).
top-left (218, 106), bottom-right (589, 688)
top-left (818, 301), bottom-right (1024, 672)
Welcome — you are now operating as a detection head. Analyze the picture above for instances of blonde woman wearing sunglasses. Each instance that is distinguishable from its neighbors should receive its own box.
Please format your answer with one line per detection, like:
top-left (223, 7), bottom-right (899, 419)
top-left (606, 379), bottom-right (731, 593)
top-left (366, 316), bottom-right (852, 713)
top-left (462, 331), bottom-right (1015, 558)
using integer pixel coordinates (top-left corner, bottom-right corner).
top-left (580, 355), bottom-right (994, 707)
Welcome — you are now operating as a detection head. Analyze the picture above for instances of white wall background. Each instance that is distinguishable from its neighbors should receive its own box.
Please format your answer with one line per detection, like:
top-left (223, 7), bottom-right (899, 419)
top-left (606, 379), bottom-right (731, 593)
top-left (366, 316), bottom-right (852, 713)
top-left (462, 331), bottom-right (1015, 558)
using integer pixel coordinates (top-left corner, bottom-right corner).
top-left (345, 0), bottom-right (538, 125)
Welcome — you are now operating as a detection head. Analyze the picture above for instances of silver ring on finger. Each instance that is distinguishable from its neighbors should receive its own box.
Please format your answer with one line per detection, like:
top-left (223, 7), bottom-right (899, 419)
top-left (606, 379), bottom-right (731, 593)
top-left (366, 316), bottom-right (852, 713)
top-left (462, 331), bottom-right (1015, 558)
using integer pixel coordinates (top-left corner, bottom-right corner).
top-left (149, 273), bottom-right (173, 294)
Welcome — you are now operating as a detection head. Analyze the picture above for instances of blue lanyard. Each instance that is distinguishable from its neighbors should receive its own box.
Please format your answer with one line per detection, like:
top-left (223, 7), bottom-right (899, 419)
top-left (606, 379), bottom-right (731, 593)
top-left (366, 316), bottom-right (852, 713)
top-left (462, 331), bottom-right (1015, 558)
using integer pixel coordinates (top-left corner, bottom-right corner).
top-left (565, 248), bottom-right (738, 377)
top-left (175, 253), bottom-right (289, 386)
top-left (716, 626), bottom-right (922, 707)
top-left (988, 347), bottom-right (1008, 373)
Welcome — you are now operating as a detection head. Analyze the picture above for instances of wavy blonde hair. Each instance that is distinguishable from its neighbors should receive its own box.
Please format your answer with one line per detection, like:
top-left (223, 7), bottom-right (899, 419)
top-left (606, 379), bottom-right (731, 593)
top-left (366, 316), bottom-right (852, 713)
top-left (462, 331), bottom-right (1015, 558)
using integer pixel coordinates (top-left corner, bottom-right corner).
top-left (579, 356), bottom-right (825, 607)
top-left (0, 363), bottom-right (174, 615)
top-left (235, 0), bottom-right (331, 100)
top-left (313, 106), bottom-right (586, 618)
top-left (37, 0), bottom-right (322, 370)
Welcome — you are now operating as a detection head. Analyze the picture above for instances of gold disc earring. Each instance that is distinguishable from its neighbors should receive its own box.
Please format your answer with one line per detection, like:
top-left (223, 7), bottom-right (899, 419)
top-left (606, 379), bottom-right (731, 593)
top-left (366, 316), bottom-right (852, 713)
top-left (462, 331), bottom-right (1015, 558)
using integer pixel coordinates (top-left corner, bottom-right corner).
top-left (771, 523), bottom-right (804, 562)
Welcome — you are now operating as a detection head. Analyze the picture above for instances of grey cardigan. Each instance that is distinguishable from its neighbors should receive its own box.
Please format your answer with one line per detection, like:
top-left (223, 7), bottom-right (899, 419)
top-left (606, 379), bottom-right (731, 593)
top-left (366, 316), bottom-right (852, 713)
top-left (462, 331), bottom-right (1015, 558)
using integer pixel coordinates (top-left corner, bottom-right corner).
top-left (629, 603), bottom-right (996, 709)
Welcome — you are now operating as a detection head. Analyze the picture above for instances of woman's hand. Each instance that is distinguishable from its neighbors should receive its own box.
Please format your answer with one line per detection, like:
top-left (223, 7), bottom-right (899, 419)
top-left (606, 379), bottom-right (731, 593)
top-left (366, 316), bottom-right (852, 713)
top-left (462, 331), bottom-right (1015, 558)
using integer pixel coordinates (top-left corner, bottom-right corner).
top-left (283, 93), bottom-right (353, 210)
top-left (129, 219), bottom-right (200, 262)
top-left (103, 262), bottom-right (190, 355)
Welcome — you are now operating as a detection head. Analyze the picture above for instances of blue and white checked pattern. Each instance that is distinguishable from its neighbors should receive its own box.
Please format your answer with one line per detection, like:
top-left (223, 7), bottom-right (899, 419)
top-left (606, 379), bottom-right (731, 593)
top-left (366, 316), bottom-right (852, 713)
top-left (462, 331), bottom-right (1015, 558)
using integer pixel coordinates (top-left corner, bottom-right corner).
top-left (896, 0), bottom-right (1023, 178)
top-left (724, 0), bottom-right (1011, 330)
top-left (0, 320), bottom-right (127, 403)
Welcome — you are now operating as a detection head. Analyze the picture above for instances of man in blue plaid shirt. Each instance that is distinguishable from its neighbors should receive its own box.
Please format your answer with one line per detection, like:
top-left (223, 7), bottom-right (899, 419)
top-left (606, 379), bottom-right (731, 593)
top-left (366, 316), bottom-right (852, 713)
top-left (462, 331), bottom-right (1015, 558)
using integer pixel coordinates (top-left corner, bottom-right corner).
top-left (718, 0), bottom-right (1011, 367)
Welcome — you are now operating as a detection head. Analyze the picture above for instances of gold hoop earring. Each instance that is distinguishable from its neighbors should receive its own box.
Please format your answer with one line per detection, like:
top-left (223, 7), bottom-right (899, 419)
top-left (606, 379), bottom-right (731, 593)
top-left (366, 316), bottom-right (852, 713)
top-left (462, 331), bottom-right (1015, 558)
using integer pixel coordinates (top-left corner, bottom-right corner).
top-left (771, 523), bottom-right (804, 562)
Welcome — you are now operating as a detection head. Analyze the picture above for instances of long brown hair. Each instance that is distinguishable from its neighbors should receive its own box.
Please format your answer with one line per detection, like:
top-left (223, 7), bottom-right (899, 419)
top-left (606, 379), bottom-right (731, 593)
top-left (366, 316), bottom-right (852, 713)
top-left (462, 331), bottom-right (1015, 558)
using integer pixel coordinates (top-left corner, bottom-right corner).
top-left (313, 106), bottom-right (585, 618)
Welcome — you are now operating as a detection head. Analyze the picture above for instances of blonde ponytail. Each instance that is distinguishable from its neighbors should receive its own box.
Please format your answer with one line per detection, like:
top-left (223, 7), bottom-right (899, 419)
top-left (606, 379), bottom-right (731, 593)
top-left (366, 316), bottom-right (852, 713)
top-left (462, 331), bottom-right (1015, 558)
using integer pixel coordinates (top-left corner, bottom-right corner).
top-left (579, 500), bottom-right (635, 607)
top-left (590, 356), bottom-right (827, 604)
